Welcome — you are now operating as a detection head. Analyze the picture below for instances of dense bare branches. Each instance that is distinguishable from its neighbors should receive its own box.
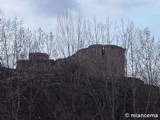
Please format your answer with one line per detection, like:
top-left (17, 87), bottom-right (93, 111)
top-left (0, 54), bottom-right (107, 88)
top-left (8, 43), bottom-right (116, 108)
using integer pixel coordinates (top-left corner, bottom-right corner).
top-left (0, 11), bottom-right (57, 68)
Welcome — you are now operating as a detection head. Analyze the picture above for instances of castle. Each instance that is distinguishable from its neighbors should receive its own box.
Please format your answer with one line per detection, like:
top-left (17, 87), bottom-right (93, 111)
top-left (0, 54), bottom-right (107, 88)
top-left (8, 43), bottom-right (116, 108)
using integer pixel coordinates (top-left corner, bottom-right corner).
top-left (2, 44), bottom-right (159, 120)
top-left (16, 44), bottom-right (125, 78)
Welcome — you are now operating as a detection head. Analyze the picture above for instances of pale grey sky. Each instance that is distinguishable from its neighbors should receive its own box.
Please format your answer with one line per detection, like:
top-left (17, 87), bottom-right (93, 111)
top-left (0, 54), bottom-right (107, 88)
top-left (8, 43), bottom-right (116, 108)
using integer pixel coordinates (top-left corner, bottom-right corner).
top-left (0, 0), bottom-right (160, 39)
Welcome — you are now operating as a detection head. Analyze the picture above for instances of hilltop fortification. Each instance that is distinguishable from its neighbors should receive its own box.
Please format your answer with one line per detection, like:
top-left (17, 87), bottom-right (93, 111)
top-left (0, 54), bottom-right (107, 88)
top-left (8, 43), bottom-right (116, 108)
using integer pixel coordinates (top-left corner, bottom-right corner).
top-left (1, 44), bottom-right (160, 120)
top-left (16, 44), bottom-right (125, 77)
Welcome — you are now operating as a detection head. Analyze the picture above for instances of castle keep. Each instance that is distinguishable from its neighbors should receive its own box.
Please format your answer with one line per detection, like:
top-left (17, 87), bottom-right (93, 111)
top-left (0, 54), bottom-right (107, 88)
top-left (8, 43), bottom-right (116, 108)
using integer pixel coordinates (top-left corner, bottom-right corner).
top-left (16, 44), bottom-right (125, 77)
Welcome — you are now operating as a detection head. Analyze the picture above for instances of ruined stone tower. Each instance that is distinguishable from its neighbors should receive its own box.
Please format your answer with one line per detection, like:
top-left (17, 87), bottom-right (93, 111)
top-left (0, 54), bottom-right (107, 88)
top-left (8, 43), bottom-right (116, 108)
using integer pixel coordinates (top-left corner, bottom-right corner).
top-left (16, 44), bottom-right (125, 78)
top-left (74, 44), bottom-right (125, 77)
top-left (17, 53), bottom-right (55, 72)
top-left (29, 53), bottom-right (49, 60)
top-left (103, 45), bottom-right (125, 77)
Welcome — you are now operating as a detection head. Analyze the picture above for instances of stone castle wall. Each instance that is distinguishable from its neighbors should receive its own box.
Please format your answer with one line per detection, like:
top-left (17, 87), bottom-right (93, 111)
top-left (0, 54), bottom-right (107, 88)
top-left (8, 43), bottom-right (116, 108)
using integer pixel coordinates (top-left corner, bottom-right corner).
top-left (16, 44), bottom-right (125, 77)
top-left (17, 53), bottom-right (55, 72)
top-left (29, 53), bottom-right (49, 60)
top-left (103, 45), bottom-right (125, 77)
top-left (73, 44), bottom-right (125, 77)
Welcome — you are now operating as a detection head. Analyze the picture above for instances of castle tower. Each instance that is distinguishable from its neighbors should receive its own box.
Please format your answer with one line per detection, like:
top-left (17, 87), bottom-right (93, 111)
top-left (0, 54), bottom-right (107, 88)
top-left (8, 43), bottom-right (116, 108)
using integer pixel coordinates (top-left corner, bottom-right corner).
top-left (87, 44), bottom-right (103, 56)
top-left (74, 44), bottom-right (125, 77)
top-left (29, 53), bottom-right (49, 60)
top-left (17, 53), bottom-right (54, 72)
top-left (103, 45), bottom-right (125, 77)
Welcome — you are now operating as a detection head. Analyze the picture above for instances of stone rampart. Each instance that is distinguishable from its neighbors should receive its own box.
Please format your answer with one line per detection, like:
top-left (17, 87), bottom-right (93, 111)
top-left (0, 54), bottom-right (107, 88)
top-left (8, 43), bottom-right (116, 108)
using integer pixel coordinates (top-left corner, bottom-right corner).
top-left (16, 44), bottom-right (125, 77)
top-left (29, 53), bottom-right (49, 60)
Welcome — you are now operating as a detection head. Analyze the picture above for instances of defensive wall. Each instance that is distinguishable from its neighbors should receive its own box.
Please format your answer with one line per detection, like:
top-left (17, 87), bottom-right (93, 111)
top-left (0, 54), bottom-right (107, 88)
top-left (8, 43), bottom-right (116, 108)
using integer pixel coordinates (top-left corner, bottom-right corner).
top-left (73, 44), bottom-right (125, 77)
top-left (16, 44), bottom-right (125, 77)
top-left (17, 53), bottom-right (55, 72)
top-left (29, 53), bottom-right (49, 60)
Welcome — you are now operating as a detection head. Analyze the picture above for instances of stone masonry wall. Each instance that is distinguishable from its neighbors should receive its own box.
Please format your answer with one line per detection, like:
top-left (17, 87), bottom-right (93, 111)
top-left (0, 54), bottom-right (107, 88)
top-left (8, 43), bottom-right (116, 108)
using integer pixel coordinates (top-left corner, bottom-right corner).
top-left (29, 53), bottom-right (49, 60)
top-left (17, 53), bottom-right (54, 72)
top-left (72, 44), bottom-right (125, 77)
top-left (16, 44), bottom-right (125, 77)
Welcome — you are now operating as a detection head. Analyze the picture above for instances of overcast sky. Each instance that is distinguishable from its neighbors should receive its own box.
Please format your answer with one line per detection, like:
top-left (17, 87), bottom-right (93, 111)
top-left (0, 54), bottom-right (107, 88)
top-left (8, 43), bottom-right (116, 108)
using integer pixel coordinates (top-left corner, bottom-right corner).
top-left (0, 0), bottom-right (160, 39)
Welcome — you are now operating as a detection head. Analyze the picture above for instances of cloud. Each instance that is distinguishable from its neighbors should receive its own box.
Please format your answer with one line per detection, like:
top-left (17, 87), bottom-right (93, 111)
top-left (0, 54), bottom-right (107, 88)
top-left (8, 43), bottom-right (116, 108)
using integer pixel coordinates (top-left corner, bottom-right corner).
top-left (98, 0), bottom-right (150, 12)
top-left (0, 0), bottom-right (80, 32)
top-left (1, 0), bottom-right (160, 37)
top-left (0, 0), bottom-right (29, 17)
top-left (0, 0), bottom-right (79, 17)
top-left (79, 0), bottom-right (160, 39)
top-left (82, 0), bottom-right (159, 19)
top-left (30, 0), bottom-right (80, 17)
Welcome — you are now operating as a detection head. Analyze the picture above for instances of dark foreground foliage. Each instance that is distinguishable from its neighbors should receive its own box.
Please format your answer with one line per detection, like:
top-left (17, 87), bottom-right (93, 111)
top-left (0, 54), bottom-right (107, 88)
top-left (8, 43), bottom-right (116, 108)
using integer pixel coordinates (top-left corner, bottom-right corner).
top-left (0, 72), bottom-right (160, 120)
